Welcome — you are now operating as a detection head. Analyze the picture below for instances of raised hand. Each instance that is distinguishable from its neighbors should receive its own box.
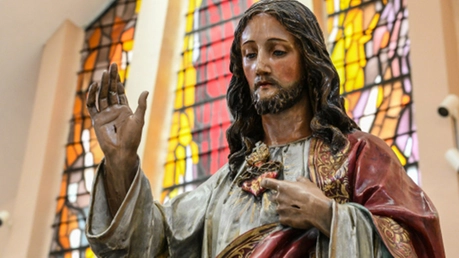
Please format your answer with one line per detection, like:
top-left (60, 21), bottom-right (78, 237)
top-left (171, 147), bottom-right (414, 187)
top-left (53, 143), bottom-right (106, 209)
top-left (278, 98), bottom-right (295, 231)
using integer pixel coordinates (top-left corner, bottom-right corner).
top-left (261, 177), bottom-right (332, 236)
top-left (86, 63), bottom-right (148, 215)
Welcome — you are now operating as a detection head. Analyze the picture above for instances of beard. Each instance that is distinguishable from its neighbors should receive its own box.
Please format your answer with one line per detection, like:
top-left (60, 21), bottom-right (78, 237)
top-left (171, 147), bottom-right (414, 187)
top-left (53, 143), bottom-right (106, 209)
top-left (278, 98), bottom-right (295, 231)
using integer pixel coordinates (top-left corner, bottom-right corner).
top-left (251, 79), bottom-right (305, 115)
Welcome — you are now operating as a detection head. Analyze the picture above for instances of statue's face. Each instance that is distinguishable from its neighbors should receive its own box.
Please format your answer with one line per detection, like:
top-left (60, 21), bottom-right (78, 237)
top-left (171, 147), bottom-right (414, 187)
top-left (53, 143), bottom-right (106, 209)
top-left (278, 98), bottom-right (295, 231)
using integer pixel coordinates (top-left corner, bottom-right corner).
top-left (241, 13), bottom-right (304, 115)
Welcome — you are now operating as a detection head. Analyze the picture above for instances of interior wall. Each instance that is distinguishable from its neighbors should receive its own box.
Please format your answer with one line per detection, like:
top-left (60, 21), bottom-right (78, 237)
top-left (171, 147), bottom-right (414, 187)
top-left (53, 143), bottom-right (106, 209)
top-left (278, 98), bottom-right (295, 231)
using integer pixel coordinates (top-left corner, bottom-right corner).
top-left (2, 20), bottom-right (83, 257)
top-left (409, 0), bottom-right (459, 255)
top-left (452, 0), bottom-right (459, 97)
top-left (141, 0), bottom-right (187, 197)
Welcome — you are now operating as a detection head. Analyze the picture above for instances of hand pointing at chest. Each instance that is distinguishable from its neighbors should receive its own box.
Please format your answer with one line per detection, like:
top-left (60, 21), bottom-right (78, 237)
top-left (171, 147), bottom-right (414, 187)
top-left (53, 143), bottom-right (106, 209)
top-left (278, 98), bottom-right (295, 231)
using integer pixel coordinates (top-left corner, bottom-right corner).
top-left (261, 177), bottom-right (333, 237)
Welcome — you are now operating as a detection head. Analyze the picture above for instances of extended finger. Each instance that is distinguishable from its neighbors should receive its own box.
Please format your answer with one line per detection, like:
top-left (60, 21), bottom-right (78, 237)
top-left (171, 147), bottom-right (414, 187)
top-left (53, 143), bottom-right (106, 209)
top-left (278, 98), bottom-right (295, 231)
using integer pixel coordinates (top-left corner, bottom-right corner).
top-left (86, 82), bottom-right (99, 116)
top-left (98, 70), bottom-right (110, 110)
top-left (117, 82), bottom-right (129, 105)
top-left (261, 178), bottom-right (281, 190)
top-left (109, 63), bottom-right (119, 105)
top-left (134, 91), bottom-right (149, 123)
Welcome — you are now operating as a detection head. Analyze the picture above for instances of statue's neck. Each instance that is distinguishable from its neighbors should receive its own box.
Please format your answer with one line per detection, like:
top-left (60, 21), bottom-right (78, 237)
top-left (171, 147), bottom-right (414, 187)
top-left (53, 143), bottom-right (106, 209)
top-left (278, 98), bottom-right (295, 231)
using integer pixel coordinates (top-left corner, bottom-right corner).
top-left (261, 96), bottom-right (313, 147)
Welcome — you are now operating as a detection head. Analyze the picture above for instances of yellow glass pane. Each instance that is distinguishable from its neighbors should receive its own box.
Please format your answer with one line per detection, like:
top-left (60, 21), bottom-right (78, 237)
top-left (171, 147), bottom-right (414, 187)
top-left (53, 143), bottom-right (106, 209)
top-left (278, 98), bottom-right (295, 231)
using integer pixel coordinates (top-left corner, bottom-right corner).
top-left (185, 107), bottom-right (195, 130)
top-left (174, 151), bottom-right (186, 181)
top-left (169, 112), bottom-right (180, 138)
top-left (135, 0), bottom-right (142, 13)
top-left (169, 188), bottom-right (180, 200)
top-left (178, 113), bottom-right (192, 146)
top-left (349, 0), bottom-right (362, 8)
top-left (340, 0), bottom-right (351, 11)
top-left (331, 40), bottom-right (345, 65)
top-left (344, 23), bottom-right (354, 44)
top-left (86, 248), bottom-right (96, 258)
top-left (163, 161), bottom-right (175, 187)
top-left (354, 69), bottom-right (364, 90)
top-left (327, 17), bottom-right (334, 35)
top-left (344, 8), bottom-right (358, 27)
top-left (326, 0), bottom-right (334, 15)
top-left (391, 145), bottom-right (407, 165)
top-left (191, 141), bottom-right (200, 164)
top-left (123, 39), bottom-right (134, 51)
top-left (377, 86), bottom-right (384, 107)
top-left (402, 94), bottom-right (410, 106)
top-left (345, 43), bottom-right (359, 64)
top-left (176, 70), bottom-right (185, 90)
top-left (185, 0), bottom-right (199, 33)
top-left (184, 86), bottom-right (195, 107)
top-left (174, 88), bottom-right (184, 109)
top-left (344, 63), bottom-right (360, 92)
top-left (337, 66), bottom-right (345, 93)
top-left (184, 67), bottom-right (197, 88)
top-left (339, 13), bottom-right (346, 27)
top-left (125, 65), bottom-right (131, 81)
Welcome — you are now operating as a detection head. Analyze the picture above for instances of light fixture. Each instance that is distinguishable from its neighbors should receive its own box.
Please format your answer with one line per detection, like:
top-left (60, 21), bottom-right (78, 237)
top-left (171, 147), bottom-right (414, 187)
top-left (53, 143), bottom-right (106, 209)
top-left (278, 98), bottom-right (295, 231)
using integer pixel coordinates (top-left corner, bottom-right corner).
top-left (0, 210), bottom-right (10, 228)
top-left (438, 94), bottom-right (459, 171)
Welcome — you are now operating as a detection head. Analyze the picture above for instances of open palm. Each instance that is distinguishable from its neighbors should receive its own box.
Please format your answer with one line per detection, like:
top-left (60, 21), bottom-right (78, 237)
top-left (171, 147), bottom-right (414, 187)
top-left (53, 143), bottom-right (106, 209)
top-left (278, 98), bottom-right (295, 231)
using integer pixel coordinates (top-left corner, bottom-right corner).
top-left (86, 63), bottom-right (148, 177)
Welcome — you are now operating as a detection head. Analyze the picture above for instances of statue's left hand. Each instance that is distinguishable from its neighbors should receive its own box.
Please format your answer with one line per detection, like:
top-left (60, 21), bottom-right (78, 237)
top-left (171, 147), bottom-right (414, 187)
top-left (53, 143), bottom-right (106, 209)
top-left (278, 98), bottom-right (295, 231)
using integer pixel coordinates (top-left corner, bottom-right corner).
top-left (86, 63), bottom-right (148, 215)
top-left (261, 177), bottom-right (332, 236)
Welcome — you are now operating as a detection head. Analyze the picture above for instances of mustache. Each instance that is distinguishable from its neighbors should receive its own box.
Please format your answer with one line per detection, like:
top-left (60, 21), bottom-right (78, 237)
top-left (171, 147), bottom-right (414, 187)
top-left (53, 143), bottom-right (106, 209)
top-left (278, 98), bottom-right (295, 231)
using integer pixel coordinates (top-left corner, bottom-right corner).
top-left (254, 77), bottom-right (280, 91)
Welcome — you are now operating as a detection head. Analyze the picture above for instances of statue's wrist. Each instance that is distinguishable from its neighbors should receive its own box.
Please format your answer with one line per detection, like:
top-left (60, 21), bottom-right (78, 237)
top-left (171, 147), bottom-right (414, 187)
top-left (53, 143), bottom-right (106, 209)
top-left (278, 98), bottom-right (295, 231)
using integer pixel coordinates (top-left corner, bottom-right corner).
top-left (315, 199), bottom-right (332, 237)
top-left (104, 153), bottom-right (138, 174)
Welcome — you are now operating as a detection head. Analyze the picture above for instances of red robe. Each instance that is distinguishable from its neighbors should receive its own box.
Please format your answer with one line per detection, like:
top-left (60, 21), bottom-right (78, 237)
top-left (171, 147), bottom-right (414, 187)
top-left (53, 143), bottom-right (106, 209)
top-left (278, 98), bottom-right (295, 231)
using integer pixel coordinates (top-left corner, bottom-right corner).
top-left (218, 131), bottom-right (445, 257)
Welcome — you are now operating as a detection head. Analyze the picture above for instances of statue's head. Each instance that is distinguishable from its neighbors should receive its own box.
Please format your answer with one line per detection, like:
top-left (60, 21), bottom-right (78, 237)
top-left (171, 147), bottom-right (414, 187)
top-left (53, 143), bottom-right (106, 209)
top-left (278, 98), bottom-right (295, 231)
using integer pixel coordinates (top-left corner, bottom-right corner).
top-left (226, 0), bottom-right (359, 176)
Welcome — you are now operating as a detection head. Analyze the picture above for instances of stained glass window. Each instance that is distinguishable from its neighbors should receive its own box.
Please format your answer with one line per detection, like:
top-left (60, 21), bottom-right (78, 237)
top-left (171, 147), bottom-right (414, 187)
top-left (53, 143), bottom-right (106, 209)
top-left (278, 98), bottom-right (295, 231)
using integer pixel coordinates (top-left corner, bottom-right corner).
top-left (326, 0), bottom-right (419, 182)
top-left (49, 0), bottom-right (141, 257)
top-left (162, 0), bottom-right (419, 202)
top-left (162, 0), bottom-right (258, 202)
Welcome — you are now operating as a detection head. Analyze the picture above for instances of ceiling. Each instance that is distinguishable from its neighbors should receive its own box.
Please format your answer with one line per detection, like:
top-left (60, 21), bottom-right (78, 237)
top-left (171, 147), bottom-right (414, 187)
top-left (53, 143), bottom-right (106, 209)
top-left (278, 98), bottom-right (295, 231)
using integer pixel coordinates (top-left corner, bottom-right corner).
top-left (0, 0), bottom-right (112, 206)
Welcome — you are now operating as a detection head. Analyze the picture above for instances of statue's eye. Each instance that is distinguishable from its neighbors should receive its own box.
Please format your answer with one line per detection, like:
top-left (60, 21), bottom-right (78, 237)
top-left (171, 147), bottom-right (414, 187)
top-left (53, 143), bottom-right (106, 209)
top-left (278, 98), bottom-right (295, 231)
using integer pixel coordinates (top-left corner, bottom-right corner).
top-left (246, 53), bottom-right (257, 59)
top-left (273, 50), bottom-right (286, 56)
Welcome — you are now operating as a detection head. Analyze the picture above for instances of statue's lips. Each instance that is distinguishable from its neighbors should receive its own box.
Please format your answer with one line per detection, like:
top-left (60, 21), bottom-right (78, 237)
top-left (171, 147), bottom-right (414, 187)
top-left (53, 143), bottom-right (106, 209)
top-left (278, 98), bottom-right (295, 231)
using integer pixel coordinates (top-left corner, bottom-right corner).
top-left (258, 83), bottom-right (273, 89)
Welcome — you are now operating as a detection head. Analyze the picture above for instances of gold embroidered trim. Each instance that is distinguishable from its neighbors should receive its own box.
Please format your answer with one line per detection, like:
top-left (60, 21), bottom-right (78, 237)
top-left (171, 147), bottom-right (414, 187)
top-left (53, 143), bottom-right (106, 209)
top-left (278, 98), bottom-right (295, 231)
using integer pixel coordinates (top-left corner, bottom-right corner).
top-left (216, 223), bottom-right (279, 258)
top-left (373, 216), bottom-right (417, 258)
top-left (309, 138), bottom-right (350, 204)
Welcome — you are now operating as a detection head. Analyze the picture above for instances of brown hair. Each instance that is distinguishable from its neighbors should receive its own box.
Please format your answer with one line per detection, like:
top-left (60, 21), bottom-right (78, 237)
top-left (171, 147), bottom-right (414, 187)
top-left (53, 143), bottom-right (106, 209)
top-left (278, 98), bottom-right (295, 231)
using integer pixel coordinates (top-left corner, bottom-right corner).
top-left (226, 0), bottom-right (359, 177)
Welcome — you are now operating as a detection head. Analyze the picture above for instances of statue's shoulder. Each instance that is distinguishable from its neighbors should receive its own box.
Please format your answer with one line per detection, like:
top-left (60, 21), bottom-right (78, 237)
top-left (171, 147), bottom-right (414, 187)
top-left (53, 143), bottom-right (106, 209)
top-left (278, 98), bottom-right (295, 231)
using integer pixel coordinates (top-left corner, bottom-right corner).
top-left (346, 129), bottom-right (387, 146)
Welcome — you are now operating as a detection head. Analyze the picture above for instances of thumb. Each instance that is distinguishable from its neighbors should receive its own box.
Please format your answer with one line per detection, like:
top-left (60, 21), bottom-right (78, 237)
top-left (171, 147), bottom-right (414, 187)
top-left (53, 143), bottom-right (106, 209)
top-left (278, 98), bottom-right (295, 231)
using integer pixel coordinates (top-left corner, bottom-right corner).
top-left (134, 91), bottom-right (149, 122)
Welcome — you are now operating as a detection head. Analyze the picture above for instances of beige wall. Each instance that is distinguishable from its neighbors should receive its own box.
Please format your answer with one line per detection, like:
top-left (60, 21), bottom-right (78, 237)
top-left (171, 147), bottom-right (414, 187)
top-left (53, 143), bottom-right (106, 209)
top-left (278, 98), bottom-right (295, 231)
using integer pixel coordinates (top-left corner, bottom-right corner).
top-left (409, 0), bottom-right (459, 255)
top-left (138, 0), bottom-right (185, 198)
top-left (2, 20), bottom-right (83, 257)
top-left (0, 0), bottom-right (174, 255)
